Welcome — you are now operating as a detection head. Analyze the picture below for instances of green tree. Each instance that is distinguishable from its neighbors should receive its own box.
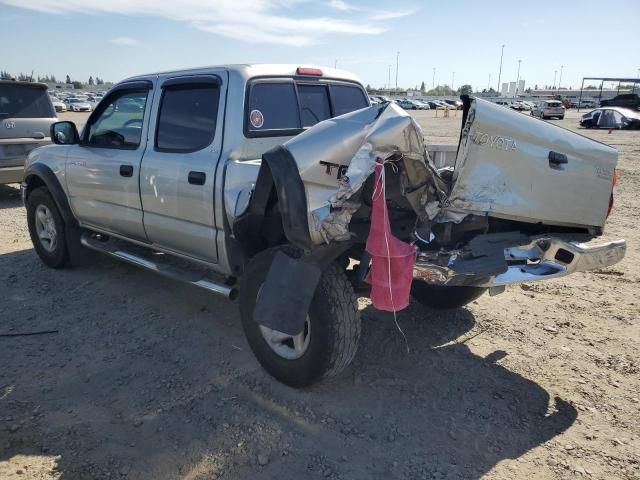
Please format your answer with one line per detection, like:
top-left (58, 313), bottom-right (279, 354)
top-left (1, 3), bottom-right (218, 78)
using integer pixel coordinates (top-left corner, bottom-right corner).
top-left (88, 76), bottom-right (94, 85)
top-left (457, 84), bottom-right (473, 96)
top-left (420, 81), bottom-right (425, 92)
top-left (65, 74), bottom-right (71, 84)
top-left (72, 80), bottom-right (83, 89)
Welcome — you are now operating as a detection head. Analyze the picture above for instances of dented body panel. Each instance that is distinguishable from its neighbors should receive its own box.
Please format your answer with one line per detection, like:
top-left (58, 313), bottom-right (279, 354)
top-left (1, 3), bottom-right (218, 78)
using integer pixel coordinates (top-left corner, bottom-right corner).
top-left (445, 99), bottom-right (617, 229)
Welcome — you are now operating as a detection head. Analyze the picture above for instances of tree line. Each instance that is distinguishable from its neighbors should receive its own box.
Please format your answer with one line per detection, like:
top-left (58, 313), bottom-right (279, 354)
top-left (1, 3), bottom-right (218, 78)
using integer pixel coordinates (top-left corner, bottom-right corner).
top-left (0, 69), bottom-right (108, 87)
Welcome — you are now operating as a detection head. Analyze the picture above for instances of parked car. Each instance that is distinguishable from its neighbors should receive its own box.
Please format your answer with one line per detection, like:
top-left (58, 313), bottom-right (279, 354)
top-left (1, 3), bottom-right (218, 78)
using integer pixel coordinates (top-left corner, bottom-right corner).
top-left (396, 99), bottom-right (420, 110)
top-left (580, 107), bottom-right (640, 129)
top-left (600, 93), bottom-right (640, 110)
top-left (531, 100), bottom-right (565, 120)
top-left (373, 95), bottom-right (390, 103)
top-left (67, 98), bottom-right (92, 112)
top-left (51, 100), bottom-right (67, 112)
top-left (369, 95), bottom-right (381, 104)
top-left (444, 99), bottom-right (463, 110)
top-left (23, 67), bottom-right (624, 388)
top-left (413, 100), bottom-right (431, 110)
top-left (427, 100), bottom-right (449, 110)
top-left (0, 80), bottom-right (57, 184)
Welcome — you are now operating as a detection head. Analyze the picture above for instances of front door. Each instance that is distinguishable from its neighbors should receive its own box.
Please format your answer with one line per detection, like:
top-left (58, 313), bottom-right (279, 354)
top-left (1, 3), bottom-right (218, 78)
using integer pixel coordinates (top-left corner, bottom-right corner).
top-left (66, 81), bottom-right (154, 240)
top-left (139, 72), bottom-right (227, 264)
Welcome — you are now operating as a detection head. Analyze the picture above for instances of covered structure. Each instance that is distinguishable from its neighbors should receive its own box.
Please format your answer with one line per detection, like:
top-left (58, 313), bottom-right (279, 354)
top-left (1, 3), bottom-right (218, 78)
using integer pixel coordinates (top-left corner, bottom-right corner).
top-left (578, 77), bottom-right (640, 111)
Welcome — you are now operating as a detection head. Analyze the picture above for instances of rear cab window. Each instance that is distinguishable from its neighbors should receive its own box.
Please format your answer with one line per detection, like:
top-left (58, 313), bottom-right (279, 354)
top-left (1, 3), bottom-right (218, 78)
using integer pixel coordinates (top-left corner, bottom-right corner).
top-left (245, 77), bottom-right (368, 137)
top-left (0, 83), bottom-right (55, 119)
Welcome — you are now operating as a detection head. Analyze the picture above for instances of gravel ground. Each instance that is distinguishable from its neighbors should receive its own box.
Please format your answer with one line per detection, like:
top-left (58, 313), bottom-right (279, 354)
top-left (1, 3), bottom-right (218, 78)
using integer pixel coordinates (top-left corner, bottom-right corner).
top-left (0, 110), bottom-right (638, 480)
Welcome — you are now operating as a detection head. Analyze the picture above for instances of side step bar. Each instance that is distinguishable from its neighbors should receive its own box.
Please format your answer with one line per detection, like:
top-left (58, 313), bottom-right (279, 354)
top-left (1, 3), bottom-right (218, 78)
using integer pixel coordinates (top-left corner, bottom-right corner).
top-left (80, 233), bottom-right (238, 300)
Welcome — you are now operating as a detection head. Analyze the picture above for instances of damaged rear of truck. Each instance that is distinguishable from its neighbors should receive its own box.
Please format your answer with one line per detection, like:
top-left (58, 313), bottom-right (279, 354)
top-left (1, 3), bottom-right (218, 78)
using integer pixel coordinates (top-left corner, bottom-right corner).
top-left (237, 96), bottom-right (625, 387)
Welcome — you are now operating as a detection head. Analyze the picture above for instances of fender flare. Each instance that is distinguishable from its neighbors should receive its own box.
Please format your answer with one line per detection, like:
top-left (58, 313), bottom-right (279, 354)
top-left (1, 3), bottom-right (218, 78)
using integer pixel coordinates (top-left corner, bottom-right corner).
top-left (234, 145), bottom-right (312, 253)
top-left (23, 163), bottom-right (77, 226)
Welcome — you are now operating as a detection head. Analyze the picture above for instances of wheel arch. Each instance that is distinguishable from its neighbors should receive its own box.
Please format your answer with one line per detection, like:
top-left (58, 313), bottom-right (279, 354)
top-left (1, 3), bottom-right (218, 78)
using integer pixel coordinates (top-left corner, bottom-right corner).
top-left (23, 163), bottom-right (76, 226)
top-left (232, 145), bottom-right (313, 257)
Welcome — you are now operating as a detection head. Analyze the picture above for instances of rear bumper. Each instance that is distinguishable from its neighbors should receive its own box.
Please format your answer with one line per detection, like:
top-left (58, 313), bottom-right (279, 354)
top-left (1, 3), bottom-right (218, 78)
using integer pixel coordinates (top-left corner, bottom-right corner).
top-left (413, 236), bottom-right (626, 288)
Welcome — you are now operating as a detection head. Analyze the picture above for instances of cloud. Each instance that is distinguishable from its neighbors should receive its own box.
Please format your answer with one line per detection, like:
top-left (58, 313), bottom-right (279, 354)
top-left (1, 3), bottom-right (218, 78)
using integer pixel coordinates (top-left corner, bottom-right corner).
top-left (109, 36), bottom-right (141, 46)
top-left (327, 0), bottom-right (354, 11)
top-left (0, 0), bottom-right (413, 46)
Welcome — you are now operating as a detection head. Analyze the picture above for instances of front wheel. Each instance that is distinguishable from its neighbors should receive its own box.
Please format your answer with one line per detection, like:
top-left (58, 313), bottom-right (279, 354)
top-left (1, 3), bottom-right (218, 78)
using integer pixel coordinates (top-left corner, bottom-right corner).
top-left (240, 248), bottom-right (361, 388)
top-left (26, 187), bottom-right (68, 268)
top-left (411, 281), bottom-right (487, 309)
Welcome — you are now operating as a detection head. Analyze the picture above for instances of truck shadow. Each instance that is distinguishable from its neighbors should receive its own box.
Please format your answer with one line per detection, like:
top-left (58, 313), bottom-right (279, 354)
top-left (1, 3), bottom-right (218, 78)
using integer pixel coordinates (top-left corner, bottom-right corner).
top-left (0, 184), bottom-right (22, 210)
top-left (0, 249), bottom-right (577, 479)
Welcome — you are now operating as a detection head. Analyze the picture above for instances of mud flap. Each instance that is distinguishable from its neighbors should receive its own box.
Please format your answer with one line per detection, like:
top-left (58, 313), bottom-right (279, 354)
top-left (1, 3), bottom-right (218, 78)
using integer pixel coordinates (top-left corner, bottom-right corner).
top-left (253, 250), bottom-right (322, 336)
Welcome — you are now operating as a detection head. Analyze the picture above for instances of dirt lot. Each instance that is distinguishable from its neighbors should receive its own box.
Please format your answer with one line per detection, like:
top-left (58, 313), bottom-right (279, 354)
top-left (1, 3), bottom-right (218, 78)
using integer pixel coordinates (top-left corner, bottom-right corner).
top-left (0, 110), bottom-right (638, 480)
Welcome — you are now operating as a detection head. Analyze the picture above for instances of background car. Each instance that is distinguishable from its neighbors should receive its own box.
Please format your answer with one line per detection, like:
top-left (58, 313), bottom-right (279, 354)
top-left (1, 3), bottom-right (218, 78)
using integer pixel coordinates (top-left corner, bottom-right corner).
top-left (600, 93), bottom-right (640, 110)
top-left (369, 95), bottom-right (381, 104)
top-left (531, 100), bottom-right (565, 120)
top-left (396, 99), bottom-right (419, 110)
top-left (412, 100), bottom-right (431, 110)
top-left (51, 100), bottom-right (67, 112)
top-left (580, 107), bottom-right (640, 129)
top-left (444, 99), bottom-right (463, 110)
top-left (67, 98), bottom-right (92, 112)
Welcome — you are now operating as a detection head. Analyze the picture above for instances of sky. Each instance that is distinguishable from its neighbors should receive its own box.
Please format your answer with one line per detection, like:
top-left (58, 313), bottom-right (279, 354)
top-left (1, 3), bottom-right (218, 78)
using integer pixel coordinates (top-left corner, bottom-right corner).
top-left (1, 0), bottom-right (639, 91)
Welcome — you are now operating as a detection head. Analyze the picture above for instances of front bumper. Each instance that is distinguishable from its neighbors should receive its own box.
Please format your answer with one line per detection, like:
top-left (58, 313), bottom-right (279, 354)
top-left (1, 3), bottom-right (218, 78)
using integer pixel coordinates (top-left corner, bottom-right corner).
top-left (0, 166), bottom-right (24, 184)
top-left (413, 236), bottom-right (626, 288)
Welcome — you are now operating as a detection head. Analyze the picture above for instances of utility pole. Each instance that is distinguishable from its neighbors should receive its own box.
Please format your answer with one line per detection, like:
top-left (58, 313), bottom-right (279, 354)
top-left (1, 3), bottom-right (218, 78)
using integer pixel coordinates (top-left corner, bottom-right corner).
top-left (497, 44), bottom-right (505, 94)
top-left (334, 59), bottom-right (337, 69)
top-left (451, 72), bottom-right (455, 91)
top-left (488, 73), bottom-right (491, 91)
top-left (515, 59), bottom-right (522, 97)
top-left (553, 70), bottom-right (557, 90)
top-left (387, 64), bottom-right (391, 91)
top-left (432, 67), bottom-right (435, 88)
top-left (558, 65), bottom-right (564, 89)
top-left (395, 51), bottom-right (399, 90)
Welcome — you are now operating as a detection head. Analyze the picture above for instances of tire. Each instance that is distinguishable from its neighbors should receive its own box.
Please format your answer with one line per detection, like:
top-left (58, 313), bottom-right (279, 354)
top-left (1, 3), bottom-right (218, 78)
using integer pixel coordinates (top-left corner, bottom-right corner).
top-left (240, 247), bottom-right (361, 388)
top-left (26, 187), bottom-right (69, 268)
top-left (411, 281), bottom-right (487, 310)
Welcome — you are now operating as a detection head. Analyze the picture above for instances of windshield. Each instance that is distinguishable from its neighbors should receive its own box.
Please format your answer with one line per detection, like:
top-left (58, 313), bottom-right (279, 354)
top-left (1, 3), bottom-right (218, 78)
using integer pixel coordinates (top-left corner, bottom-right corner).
top-left (0, 84), bottom-right (54, 118)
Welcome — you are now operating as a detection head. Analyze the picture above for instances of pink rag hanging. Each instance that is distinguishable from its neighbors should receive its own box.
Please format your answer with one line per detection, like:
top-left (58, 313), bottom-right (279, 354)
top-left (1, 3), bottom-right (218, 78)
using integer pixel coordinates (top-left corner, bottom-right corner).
top-left (365, 160), bottom-right (417, 311)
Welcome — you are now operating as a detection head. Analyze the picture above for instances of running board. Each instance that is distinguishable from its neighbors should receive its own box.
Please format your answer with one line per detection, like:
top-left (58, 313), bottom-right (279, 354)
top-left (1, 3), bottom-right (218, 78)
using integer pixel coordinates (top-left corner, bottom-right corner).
top-left (80, 233), bottom-right (238, 300)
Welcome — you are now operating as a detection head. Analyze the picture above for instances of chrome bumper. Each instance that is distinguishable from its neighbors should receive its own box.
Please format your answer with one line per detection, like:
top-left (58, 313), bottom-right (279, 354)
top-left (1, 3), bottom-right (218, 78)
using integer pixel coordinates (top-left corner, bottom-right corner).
top-left (413, 237), bottom-right (626, 288)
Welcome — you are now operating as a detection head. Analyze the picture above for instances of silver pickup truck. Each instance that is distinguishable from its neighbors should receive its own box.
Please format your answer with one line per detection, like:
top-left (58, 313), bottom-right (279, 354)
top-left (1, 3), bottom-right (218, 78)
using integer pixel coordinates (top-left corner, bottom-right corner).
top-left (22, 64), bottom-right (625, 387)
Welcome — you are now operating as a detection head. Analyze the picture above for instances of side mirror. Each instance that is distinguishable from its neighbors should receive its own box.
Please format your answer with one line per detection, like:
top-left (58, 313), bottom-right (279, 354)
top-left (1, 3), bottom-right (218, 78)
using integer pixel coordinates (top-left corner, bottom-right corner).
top-left (51, 121), bottom-right (79, 145)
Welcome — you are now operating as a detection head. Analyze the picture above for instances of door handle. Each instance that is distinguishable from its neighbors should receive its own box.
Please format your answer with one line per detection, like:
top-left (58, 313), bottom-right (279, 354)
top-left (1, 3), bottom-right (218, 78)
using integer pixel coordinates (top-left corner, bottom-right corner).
top-left (548, 151), bottom-right (568, 169)
top-left (188, 171), bottom-right (206, 185)
top-left (120, 165), bottom-right (134, 177)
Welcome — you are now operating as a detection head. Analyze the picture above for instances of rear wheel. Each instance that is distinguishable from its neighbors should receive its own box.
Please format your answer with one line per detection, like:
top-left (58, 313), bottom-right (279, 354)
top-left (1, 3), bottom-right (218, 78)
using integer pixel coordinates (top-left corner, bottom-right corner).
top-left (411, 281), bottom-right (487, 310)
top-left (240, 247), bottom-right (361, 388)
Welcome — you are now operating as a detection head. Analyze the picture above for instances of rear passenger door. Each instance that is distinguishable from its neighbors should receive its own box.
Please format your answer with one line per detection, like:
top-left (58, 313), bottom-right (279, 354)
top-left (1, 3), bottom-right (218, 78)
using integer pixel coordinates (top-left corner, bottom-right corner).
top-left (140, 73), bottom-right (227, 264)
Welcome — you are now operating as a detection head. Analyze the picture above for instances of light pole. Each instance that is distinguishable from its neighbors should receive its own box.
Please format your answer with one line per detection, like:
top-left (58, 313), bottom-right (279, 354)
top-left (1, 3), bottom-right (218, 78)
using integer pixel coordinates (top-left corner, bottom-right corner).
top-left (515, 59), bottom-right (521, 98)
top-left (559, 65), bottom-right (564, 89)
top-left (387, 64), bottom-right (391, 91)
top-left (488, 73), bottom-right (491, 91)
top-left (497, 44), bottom-right (505, 94)
top-left (553, 70), bottom-right (557, 90)
top-left (451, 72), bottom-right (455, 91)
top-left (395, 51), bottom-right (400, 91)
top-left (432, 67), bottom-right (435, 88)
top-left (334, 59), bottom-right (337, 69)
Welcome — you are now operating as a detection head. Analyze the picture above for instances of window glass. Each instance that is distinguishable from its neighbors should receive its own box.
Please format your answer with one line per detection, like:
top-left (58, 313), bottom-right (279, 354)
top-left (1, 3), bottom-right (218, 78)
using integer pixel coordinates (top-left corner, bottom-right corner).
top-left (0, 85), bottom-right (54, 118)
top-left (247, 83), bottom-right (299, 131)
top-left (331, 84), bottom-right (368, 116)
top-left (298, 84), bottom-right (331, 127)
top-left (156, 85), bottom-right (219, 152)
top-left (87, 91), bottom-right (148, 149)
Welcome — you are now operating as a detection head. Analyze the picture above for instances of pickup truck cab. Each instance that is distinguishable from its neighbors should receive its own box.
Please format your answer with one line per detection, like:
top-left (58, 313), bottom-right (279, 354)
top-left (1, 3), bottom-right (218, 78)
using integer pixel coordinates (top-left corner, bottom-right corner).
top-left (22, 65), bottom-right (625, 388)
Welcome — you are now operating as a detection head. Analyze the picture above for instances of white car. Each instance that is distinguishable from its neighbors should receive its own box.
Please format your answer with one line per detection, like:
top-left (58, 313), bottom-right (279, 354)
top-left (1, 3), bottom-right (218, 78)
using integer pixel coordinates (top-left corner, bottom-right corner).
top-left (52, 100), bottom-right (67, 112)
top-left (67, 98), bottom-right (92, 112)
